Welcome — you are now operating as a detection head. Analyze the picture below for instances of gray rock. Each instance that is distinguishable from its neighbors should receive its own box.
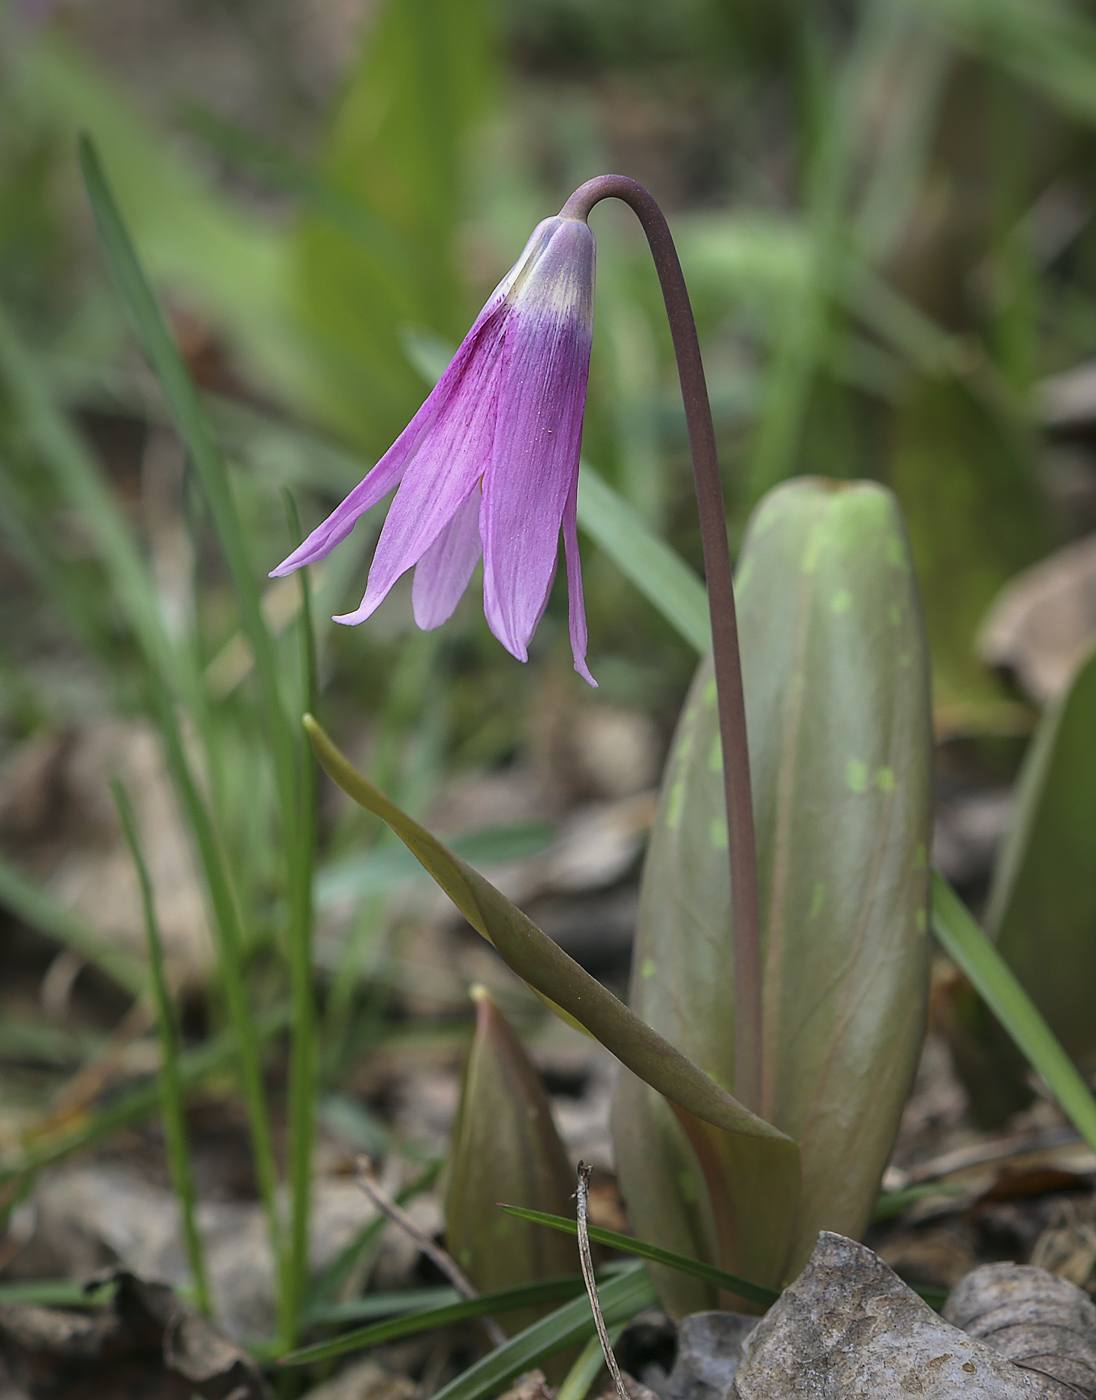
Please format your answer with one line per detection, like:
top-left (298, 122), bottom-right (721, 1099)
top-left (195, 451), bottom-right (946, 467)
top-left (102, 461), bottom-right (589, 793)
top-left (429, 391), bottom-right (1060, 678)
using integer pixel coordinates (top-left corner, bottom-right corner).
top-left (663, 1311), bottom-right (758, 1400)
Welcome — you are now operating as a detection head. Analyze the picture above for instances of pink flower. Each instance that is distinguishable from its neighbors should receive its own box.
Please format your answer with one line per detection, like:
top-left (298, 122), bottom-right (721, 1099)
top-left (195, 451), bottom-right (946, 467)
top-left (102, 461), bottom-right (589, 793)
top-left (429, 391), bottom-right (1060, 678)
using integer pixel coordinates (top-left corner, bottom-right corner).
top-left (271, 216), bottom-right (596, 684)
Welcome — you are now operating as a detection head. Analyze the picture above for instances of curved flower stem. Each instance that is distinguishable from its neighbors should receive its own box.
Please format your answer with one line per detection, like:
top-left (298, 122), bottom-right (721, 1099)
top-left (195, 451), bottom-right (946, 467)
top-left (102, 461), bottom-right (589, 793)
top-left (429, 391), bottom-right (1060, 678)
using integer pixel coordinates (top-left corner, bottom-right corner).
top-left (561, 174), bottom-right (762, 1114)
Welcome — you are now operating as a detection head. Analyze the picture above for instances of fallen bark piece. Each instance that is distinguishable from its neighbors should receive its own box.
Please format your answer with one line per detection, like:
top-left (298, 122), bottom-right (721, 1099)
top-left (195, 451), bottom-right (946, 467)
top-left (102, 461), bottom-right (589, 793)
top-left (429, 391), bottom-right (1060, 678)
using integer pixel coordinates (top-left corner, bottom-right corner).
top-left (731, 1233), bottom-right (1051, 1399)
top-left (944, 1262), bottom-right (1096, 1398)
top-left (0, 1270), bottom-right (268, 1400)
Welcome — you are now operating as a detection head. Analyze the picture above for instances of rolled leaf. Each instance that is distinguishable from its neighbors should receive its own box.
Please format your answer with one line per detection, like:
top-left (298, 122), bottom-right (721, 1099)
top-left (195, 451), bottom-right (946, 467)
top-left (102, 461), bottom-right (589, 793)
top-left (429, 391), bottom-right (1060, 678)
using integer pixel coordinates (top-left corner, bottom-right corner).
top-left (445, 987), bottom-right (577, 1336)
top-left (619, 477), bottom-right (932, 1310)
top-left (303, 717), bottom-right (797, 1167)
top-left (985, 640), bottom-right (1096, 1073)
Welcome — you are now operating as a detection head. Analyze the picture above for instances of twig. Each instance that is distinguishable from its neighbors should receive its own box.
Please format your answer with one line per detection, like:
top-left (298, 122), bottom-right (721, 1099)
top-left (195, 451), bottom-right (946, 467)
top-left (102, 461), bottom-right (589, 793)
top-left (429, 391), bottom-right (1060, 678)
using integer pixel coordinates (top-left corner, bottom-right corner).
top-left (355, 1157), bottom-right (507, 1349)
top-left (576, 1163), bottom-right (628, 1400)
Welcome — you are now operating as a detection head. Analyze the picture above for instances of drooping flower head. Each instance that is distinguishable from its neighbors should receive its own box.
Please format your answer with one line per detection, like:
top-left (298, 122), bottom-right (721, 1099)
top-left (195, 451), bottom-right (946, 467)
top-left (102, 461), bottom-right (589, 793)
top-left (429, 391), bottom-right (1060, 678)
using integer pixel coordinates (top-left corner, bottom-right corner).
top-left (272, 216), bottom-right (596, 684)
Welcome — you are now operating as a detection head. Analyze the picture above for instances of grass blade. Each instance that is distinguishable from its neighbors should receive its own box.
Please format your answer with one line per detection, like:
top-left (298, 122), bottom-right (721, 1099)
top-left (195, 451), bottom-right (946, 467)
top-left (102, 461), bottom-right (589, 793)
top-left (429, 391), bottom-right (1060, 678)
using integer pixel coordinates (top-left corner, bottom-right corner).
top-left (307, 1286), bottom-right (461, 1326)
top-left (427, 1267), bottom-right (657, 1400)
top-left (556, 1329), bottom-right (622, 1400)
top-left (0, 1280), bottom-right (116, 1308)
top-left (111, 779), bottom-right (211, 1316)
top-left (285, 1273), bottom-right (599, 1364)
top-left (79, 134), bottom-right (303, 1336)
top-left (932, 870), bottom-right (1096, 1156)
top-left (498, 1206), bottom-right (779, 1308)
top-left (283, 495), bottom-right (320, 1343)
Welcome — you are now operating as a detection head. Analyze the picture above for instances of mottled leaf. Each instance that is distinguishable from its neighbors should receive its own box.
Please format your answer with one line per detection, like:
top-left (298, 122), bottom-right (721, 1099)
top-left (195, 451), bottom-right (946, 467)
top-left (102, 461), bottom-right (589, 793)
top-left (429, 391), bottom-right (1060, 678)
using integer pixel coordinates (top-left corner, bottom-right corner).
top-left (619, 477), bottom-right (933, 1312)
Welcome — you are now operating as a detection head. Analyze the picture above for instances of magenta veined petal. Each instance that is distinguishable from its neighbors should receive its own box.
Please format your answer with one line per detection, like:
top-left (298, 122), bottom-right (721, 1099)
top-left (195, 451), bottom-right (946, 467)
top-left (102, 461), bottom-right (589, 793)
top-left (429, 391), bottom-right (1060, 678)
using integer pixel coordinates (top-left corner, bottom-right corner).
top-left (272, 214), bottom-right (597, 684)
top-left (482, 219), bottom-right (594, 669)
top-left (332, 315), bottom-right (505, 626)
top-left (411, 487), bottom-right (484, 631)
top-left (270, 305), bottom-right (504, 579)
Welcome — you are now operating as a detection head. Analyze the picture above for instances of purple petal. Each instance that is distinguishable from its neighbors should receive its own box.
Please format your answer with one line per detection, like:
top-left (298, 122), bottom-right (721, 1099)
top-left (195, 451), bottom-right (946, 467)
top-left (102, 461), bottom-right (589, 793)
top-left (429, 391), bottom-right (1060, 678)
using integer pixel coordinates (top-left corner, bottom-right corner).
top-left (270, 300), bottom-right (507, 578)
top-left (411, 487), bottom-right (484, 630)
top-left (333, 318), bottom-right (506, 625)
top-left (481, 221), bottom-right (594, 660)
top-left (561, 475), bottom-right (595, 686)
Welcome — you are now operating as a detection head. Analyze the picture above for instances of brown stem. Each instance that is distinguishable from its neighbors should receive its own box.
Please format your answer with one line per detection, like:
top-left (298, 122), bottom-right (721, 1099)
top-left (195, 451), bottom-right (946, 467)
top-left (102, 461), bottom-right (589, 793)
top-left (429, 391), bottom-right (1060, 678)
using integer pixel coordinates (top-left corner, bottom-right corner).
top-left (561, 174), bottom-right (762, 1114)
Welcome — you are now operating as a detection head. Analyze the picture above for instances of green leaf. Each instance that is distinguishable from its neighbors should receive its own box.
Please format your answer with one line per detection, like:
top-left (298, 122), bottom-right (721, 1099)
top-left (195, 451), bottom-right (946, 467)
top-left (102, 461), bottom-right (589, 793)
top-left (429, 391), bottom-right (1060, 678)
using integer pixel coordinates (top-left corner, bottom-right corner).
top-left (576, 465), bottom-right (711, 654)
top-left (302, 717), bottom-right (796, 1163)
top-left (283, 1268), bottom-right (637, 1367)
top-left (498, 1205), bottom-right (779, 1307)
top-left (446, 989), bottom-right (579, 1337)
top-left (622, 478), bottom-right (933, 1310)
top-left (984, 642), bottom-right (1096, 1072)
top-left (931, 871), bottom-right (1096, 1157)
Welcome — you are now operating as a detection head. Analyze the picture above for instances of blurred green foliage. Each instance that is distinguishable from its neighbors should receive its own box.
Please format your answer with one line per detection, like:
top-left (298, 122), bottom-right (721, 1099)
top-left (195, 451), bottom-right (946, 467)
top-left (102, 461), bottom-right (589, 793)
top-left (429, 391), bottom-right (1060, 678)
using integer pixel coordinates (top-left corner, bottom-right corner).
top-left (4, 0), bottom-right (1096, 1368)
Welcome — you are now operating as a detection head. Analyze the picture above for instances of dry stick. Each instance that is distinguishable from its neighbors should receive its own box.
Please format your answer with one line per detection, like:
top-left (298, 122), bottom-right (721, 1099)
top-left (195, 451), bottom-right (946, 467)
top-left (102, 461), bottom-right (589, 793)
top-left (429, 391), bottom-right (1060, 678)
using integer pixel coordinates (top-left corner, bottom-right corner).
top-left (562, 175), bottom-right (762, 1114)
top-left (576, 1163), bottom-right (629, 1400)
top-left (354, 1157), bottom-right (508, 1350)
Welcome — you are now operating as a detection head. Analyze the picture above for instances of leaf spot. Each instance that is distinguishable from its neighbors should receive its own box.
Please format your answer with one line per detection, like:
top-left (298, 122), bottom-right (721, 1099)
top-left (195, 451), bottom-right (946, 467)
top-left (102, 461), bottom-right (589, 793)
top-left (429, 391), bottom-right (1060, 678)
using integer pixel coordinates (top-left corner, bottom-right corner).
top-left (710, 817), bottom-right (728, 849)
top-left (830, 588), bottom-right (852, 615)
top-left (876, 766), bottom-right (896, 792)
top-left (666, 776), bottom-right (686, 829)
top-left (885, 533), bottom-right (907, 569)
top-left (641, 958), bottom-right (656, 979)
top-left (810, 882), bottom-right (826, 918)
top-left (846, 758), bottom-right (869, 794)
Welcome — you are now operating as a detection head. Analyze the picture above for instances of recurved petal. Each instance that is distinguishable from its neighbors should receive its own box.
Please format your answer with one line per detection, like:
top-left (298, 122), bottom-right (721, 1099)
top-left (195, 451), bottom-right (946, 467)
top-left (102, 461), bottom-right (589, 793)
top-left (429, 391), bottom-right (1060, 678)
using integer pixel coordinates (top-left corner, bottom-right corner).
top-left (411, 487), bottom-right (484, 630)
top-left (270, 298), bottom-right (507, 579)
top-left (333, 317), bottom-right (506, 626)
top-left (481, 222), bottom-right (593, 661)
